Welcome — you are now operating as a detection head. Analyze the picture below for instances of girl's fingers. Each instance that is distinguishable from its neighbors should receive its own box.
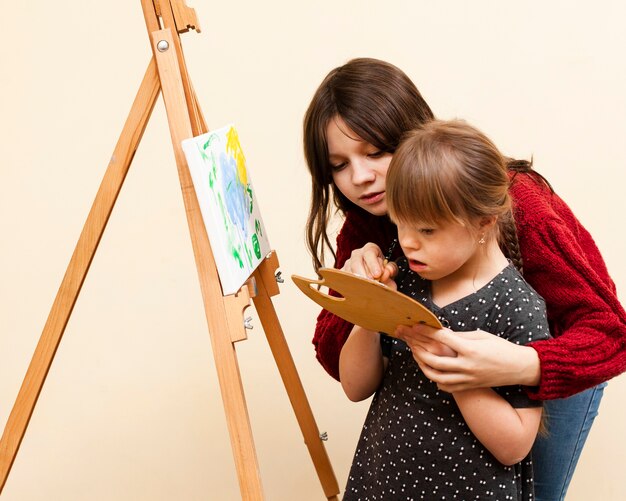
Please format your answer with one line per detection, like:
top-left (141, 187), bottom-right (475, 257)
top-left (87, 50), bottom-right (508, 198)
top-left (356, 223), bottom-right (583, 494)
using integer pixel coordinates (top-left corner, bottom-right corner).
top-left (416, 361), bottom-right (473, 389)
top-left (412, 346), bottom-right (465, 372)
top-left (380, 277), bottom-right (397, 290)
top-left (395, 323), bottom-right (438, 340)
top-left (343, 243), bottom-right (384, 279)
top-left (363, 245), bottom-right (385, 279)
top-left (426, 328), bottom-right (494, 355)
top-left (379, 261), bottom-right (398, 283)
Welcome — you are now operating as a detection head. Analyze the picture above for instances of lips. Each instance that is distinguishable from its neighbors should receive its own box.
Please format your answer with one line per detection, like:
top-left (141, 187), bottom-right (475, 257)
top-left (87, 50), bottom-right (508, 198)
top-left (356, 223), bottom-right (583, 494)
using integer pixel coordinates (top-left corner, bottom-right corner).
top-left (408, 259), bottom-right (427, 272)
top-left (359, 191), bottom-right (385, 204)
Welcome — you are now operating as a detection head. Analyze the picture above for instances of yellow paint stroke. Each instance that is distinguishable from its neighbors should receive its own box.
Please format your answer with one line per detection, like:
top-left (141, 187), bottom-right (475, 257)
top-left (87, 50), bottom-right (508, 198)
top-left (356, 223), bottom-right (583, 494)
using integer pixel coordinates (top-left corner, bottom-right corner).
top-left (226, 126), bottom-right (248, 186)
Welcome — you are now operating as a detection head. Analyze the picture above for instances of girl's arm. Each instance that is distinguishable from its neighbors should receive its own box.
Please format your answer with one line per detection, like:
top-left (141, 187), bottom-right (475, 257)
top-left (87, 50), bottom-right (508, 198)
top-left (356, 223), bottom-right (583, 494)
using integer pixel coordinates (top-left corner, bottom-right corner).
top-left (313, 210), bottom-right (398, 381)
top-left (453, 388), bottom-right (542, 466)
top-left (318, 242), bottom-right (397, 386)
top-left (313, 242), bottom-right (385, 382)
top-left (339, 325), bottom-right (387, 401)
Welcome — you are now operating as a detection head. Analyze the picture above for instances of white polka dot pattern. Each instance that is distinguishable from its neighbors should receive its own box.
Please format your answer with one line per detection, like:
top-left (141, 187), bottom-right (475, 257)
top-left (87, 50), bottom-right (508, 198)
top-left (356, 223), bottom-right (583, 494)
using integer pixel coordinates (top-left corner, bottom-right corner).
top-left (343, 261), bottom-right (550, 500)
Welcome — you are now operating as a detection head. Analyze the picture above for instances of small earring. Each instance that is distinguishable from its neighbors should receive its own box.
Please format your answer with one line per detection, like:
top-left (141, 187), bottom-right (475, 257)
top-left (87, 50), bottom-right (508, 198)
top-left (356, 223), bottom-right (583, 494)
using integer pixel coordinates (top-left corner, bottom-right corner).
top-left (478, 234), bottom-right (486, 245)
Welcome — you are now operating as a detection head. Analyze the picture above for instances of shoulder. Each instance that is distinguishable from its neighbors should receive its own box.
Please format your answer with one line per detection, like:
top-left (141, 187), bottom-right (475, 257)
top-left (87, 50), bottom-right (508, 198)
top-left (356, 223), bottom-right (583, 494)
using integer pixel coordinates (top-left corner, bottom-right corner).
top-left (508, 172), bottom-right (556, 221)
top-left (499, 265), bottom-right (545, 307)
top-left (507, 170), bottom-right (615, 287)
top-left (508, 171), bottom-right (580, 231)
top-left (494, 265), bottom-right (550, 342)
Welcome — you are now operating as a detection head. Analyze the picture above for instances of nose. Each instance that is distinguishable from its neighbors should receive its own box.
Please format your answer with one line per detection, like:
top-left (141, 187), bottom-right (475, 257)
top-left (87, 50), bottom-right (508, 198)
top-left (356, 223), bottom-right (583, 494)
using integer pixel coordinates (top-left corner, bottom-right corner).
top-left (350, 158), bottom-right (376, 185)
top-left (398, 226), bottom-right (420, 252)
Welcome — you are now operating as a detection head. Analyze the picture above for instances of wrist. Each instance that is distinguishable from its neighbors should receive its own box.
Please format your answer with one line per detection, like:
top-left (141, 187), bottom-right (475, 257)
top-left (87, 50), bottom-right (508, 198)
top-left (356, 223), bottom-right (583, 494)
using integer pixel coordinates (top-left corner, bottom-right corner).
top-left (518, 346), bottom-right (541, 387)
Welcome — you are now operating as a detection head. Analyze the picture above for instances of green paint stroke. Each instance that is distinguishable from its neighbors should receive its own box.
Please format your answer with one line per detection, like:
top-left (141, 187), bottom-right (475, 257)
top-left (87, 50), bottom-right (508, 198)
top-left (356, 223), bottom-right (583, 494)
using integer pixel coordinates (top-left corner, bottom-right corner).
top-left (252, 233), bottom-right (261, 259)
top-left (232, 246), bottom-right (244, 269)
top-left (243, 240), bottom-right (253, 267)
top-left (247, 185), bottom-right (253, 213)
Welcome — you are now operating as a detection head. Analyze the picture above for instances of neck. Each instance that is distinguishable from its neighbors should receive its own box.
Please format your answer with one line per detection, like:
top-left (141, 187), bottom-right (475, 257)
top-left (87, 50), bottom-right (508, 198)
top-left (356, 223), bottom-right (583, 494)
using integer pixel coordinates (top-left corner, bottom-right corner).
top-left (431, 240), bottom-right (509, 308)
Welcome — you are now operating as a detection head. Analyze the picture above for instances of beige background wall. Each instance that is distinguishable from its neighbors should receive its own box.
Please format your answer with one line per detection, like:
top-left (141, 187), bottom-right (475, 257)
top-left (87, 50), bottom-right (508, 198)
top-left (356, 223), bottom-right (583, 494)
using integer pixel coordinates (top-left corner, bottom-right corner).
top-left (1, 1), bottom-right (624, 499)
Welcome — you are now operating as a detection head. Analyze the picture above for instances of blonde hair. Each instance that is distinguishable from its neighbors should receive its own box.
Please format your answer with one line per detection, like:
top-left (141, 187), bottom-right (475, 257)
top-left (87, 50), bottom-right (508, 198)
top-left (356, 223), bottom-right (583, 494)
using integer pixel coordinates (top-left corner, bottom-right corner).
top-left (387, 120), bottom-right (518, 263)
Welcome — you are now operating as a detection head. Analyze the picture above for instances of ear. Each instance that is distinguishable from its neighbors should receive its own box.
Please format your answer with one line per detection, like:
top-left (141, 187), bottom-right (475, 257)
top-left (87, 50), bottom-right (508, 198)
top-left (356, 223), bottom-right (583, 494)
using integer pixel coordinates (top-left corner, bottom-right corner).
top-left (478, 215), bottom-right (498, 231)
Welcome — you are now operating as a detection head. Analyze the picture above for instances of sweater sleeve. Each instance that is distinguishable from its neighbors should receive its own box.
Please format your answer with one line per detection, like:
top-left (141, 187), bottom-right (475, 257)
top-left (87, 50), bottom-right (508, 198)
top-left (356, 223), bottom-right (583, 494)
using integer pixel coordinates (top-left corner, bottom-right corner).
top-left (312, 210), bottom-right (397, 381)
top-left (511, 174), bottom-right (626, 399)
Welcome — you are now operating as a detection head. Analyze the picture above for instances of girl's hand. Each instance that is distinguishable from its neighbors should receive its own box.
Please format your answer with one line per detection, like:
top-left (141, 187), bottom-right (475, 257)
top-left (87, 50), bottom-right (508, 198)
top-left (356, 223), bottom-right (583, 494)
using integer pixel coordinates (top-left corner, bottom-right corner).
top-left (342, 243), bottom-right (387, 280)
top-left (379, 260), bottom-right (399, 288)
top-left (394, 324), bottom-right (541, 392)
top-left (378, 268), bottom-right (398, 291)
top-left (395, 323), bottom-right (457, 357)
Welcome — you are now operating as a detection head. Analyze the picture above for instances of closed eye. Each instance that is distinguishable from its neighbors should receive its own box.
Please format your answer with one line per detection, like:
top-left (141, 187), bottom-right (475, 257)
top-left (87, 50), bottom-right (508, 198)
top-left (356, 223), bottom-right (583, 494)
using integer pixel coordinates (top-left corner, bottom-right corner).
top-left (367, 150), bottom-right (386, 159)
top-left (420, 229), bottom-right (435, 235)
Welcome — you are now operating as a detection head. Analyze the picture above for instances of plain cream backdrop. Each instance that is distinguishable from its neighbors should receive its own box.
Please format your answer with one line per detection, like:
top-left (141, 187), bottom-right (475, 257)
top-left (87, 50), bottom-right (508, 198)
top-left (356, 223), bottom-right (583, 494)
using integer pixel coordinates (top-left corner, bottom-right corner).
top-left (1, 1), bottom-right (624, 499)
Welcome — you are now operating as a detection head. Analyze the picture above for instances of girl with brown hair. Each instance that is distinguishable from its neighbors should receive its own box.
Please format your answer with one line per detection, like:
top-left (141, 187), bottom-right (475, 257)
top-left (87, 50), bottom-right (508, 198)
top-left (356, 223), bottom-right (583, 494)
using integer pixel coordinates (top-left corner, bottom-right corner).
top-left (303, 57), bottom-right (626, 500)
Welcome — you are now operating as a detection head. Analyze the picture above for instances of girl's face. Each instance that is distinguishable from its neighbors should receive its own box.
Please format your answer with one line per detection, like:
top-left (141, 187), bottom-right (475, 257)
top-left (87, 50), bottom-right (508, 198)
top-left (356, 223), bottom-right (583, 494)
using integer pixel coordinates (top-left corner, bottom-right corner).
top-left (396, 218), bottom-right (482, 282)
top-left (326, 116), bottom-right (392, 216)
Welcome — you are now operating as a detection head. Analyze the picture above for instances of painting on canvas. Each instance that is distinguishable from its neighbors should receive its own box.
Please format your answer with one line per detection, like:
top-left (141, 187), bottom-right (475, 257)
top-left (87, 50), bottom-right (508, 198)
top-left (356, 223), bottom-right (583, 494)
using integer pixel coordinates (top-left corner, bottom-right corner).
top-left (182, 125), bottom-right (271, 295)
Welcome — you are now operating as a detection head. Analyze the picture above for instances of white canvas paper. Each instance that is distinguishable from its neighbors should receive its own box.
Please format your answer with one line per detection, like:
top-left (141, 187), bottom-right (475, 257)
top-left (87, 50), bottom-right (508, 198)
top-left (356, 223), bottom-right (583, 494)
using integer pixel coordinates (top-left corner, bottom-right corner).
top-left (182, 125), bottom-right (271, 295)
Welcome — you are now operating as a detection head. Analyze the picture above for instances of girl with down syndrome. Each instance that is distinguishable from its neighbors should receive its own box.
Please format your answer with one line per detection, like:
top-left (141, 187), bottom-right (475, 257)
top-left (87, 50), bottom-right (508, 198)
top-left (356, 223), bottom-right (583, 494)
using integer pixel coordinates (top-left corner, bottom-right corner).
top-left (339, 120), bottom-right (550, 500)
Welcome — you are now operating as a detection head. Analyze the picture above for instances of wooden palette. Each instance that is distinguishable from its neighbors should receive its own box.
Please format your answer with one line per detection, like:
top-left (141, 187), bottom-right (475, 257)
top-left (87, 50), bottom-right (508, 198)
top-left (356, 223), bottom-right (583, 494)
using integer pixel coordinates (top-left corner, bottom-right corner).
top-left (291, 268), bottom-right (442, 337)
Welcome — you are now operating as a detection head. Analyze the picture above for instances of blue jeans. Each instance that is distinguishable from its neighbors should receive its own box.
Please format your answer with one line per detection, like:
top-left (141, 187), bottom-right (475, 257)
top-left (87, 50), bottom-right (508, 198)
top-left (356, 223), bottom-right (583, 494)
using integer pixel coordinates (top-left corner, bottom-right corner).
top-left (532, 382), bottom-right (607, 501)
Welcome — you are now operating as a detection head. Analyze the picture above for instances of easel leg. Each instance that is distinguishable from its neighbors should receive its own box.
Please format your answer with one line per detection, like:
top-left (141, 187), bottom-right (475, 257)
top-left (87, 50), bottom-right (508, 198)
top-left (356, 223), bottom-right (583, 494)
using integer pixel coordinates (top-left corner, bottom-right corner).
top-left (151, 28), bottom-right (265, 500)
top-left (0, 59), bottom-right (161, 492)
top-left (254, 258), bottom-right (340, 501)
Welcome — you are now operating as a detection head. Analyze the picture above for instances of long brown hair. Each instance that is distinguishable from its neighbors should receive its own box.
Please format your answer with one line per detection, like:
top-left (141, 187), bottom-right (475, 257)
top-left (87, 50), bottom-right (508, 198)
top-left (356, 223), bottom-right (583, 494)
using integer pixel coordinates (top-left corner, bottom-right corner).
top-left (303, 58), bottom-right (435, 271)
top-left (303, 59), bottom-right (548, 274)
top-left (387, 120), bottom-right (525, 271)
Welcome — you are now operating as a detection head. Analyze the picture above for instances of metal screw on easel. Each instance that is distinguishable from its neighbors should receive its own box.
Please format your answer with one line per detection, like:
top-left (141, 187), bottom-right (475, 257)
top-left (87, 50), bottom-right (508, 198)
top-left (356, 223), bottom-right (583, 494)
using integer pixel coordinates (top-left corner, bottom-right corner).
top-left (275, 271), bottom-right (284, 283)
top-left (243, 316), bottom-right (253, 330)
top-left (157, 40), bottom-right (169, 52)
top-left (319, 432), bottom-right (328, 441)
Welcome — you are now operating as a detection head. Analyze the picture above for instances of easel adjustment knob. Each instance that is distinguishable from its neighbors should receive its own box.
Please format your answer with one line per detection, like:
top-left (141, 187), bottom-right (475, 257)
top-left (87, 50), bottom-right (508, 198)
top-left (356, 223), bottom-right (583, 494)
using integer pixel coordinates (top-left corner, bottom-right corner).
top-left (275, 271), bottom-right (284, 283)
top-left (319, 432), bottom-right (329, 441)
top-left (243, 316), bottom-right (254, 330)
top-left (157, 40), bottom-right (170, 52)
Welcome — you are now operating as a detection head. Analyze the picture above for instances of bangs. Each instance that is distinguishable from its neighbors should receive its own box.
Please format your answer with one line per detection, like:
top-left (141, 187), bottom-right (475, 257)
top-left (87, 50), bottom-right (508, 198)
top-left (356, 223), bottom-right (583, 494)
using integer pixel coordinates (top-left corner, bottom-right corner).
top-left (387, 143), bottom-right (467, 227)
top-left (387, 120), bottom-right (511, 231)
top-left (340, 105), bottom-right (398, 153)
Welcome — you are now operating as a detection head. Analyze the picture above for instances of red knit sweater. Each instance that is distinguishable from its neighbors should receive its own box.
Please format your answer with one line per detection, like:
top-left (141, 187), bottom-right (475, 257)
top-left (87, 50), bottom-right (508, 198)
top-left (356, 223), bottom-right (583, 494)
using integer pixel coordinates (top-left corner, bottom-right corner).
top-left (312, 172), bottom-right (626, 400)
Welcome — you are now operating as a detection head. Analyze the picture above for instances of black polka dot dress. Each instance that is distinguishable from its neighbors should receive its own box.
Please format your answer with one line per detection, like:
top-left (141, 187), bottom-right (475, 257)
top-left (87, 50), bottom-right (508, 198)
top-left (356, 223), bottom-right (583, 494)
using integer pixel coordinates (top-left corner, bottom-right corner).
top-left (343, 260), bottom-right (550, 501)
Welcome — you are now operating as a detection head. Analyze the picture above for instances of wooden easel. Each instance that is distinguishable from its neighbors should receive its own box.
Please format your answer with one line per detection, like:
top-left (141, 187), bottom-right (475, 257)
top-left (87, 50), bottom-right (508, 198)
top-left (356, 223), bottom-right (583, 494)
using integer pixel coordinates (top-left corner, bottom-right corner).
top-left (0, 1), bottom-right (339, 499)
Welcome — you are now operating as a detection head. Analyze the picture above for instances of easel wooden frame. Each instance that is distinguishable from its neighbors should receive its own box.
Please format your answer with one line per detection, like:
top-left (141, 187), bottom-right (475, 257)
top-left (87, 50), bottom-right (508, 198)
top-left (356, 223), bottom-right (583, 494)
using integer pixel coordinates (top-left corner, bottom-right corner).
top-left (0, 1), bottom-right (339, 499)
